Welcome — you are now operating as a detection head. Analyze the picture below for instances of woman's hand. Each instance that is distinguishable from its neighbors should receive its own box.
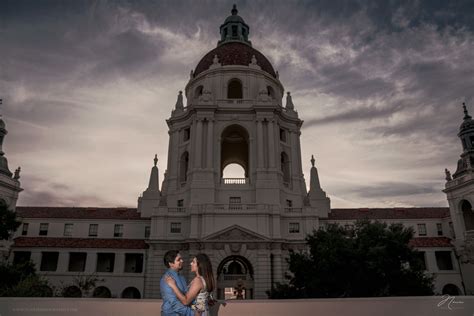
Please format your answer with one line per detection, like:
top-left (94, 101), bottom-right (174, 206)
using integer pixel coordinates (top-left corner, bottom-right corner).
top-left (165, 275), bottom-right (177, 287)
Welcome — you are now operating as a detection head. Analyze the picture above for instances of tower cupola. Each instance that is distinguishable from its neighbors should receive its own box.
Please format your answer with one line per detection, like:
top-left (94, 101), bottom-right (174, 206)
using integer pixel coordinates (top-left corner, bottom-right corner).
top-left (218, 4), bottom-right (251, 46)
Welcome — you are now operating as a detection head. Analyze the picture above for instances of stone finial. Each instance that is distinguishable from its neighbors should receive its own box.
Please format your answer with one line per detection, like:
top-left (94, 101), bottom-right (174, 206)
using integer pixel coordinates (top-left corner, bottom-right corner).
top-left (276, 71), bottom-right (279, 79)
top-left (311, 155), bottom-right (315, 167)
top-left (213, 54), bottom-right (219, 64)
top-left (463, 102), bottom-right (472, 120)
top-left (14, 166), bottom-right (20, 180)
top-left (190, 70), bottom-right (194, 78)
top-left (445, 168), bottom-right (452, 181)
top-left (175, 91), bottom-right (184, 110)
top-left (286, 92), bottom-right (295, 110)
top-left (231, 4), bottom-right (238, 15)
top-left (154, 154), bottom-right (158, 166)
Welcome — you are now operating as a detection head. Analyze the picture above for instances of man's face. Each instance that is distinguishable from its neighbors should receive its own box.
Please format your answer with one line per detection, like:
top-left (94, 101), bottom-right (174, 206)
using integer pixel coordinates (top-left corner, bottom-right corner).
top-left (169, 253), bottom-right (184, 271)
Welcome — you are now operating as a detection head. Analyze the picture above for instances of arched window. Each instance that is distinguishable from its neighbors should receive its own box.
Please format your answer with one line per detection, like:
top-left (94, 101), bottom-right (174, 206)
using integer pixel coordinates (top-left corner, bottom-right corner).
top-left (281, 152), bottom-right (290, 184)
top-left (227, 79), bottom-right (243, 99)
top-left (461, 200), bottom-right (474, 231)
top-left (267, 86), bottom-right (275, 99)
top-left (93, 286), bottom-right (112, 298)
top-left (195, 85), bottom-right (203, 99)
top-left (442, 284), bottom-right (461, 295)
top-left (121, 287), bottom-right (141, 299)
top-left (221, 125), bottom-right (249, 182)
top-left (179, 151), bottom-right (189, 184)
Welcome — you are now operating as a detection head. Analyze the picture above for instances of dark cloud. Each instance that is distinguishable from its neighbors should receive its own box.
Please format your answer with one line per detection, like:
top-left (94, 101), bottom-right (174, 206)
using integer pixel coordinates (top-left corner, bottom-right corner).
top-left (346, 182), bottom-right (442, 199)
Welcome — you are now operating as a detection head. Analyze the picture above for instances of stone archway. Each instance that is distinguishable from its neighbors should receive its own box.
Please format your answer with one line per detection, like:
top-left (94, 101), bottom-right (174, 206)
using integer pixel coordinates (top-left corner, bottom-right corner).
top-left (216, 255), bottom-right (254, 300)
top-left (220, 124), bottom-right (249, 181)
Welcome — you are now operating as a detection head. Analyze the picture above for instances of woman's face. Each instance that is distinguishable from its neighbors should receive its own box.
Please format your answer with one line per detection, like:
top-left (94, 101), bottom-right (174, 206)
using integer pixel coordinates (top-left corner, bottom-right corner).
top-left (190, 257), bottom-right (198, 273)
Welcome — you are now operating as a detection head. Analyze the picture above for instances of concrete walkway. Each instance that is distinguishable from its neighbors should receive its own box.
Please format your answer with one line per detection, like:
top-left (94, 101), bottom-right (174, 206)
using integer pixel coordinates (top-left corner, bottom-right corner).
top-left (0, 296), bottom-right (473, 316)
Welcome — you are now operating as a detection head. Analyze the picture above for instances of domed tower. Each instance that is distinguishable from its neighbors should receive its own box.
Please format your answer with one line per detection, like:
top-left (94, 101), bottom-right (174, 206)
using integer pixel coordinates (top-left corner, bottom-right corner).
top-left (143, 5), bottom-right (330, 299)
top-left (0, 106), bottom-right (22, 211)
top-left (444, 102), bottom-right (474, 294)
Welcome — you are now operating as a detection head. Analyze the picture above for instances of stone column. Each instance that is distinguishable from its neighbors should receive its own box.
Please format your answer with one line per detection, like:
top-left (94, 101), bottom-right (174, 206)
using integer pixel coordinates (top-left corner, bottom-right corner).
top-left (267, 120), bottom-right (276, 168)
top-left (207, 120), bottom-right (214, 169)
top-left (195, 119), bottom-right (203, 168)
top-left (257, 120), bottom-right (264, 168)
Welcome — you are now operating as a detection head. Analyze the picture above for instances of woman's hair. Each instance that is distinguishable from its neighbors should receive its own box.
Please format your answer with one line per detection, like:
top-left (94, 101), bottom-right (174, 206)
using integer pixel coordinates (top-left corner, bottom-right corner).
top-left (195, 253), bottom-right (215, 292)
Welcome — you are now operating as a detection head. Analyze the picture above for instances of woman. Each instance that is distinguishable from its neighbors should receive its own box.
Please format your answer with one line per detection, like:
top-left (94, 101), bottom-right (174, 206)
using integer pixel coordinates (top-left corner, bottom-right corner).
top-left (166, 253), bottom-right (215, 316)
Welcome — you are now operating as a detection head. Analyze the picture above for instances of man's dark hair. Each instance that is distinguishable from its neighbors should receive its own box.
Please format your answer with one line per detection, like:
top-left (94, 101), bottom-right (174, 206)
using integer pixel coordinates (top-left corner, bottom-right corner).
top-left (164, 250), bottom-right (179, 268)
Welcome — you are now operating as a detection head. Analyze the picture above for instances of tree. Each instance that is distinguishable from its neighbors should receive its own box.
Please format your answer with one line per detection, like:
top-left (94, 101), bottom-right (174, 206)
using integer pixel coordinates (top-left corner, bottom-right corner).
top-left (0, 260), bottom-right (53, 297)
top-left (0, 203), bottom-right (21, 240)
top-left (268, 220), bottom-right (434, 298)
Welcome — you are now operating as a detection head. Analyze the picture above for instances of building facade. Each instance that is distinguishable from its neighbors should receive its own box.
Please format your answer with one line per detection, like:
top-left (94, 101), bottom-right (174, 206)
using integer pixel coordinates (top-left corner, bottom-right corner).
top-left (2, 6), bottom-right (473, 299)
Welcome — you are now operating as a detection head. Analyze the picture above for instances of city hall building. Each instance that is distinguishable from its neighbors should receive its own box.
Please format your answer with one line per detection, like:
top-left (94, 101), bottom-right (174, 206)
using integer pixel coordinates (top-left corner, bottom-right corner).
top-left (1, 6), bottom-right (473, 299)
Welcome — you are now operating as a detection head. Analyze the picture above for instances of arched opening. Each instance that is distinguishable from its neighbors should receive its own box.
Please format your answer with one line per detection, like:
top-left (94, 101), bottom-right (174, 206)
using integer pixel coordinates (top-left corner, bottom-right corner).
top-left (63, 286), bottom-right (82, 298)
top-left (93, 286), bottom-right (112, 298)
top-left (227, 79), bottom-right (243, 99)
top-left (217, 255), bottom-right (254, 300)
top-left (121, 287), bottom-right (141, 299)
top-left (195, 85), bottom-right (203, 99)
top-left (281, 152), bottom-right (290, 184)
top-left (179, 151), bottom-right (189, 185)
top-left (442, 284), bottom-right (461, 295)
top-left (221, 125), bottom-right (249, 184)
top-left (267, 86), bottom-right (275, 99)
top-left (461, 200), bottom-right (474, 231)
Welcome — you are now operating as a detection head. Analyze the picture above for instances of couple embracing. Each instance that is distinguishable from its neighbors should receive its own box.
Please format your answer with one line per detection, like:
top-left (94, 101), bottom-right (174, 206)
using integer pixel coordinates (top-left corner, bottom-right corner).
top-left (160, 250), bottom-right (215, 316)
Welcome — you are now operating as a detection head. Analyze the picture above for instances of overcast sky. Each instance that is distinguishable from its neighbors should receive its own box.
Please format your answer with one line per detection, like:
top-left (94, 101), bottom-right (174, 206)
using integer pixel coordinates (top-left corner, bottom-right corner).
top-left (1, 0), bottom-right (473, 208)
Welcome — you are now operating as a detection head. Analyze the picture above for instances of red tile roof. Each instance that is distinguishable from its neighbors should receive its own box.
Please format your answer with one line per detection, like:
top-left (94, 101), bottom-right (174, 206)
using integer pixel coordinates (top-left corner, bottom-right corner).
top-left (15, 207), bottom-right (149, 220)
top-left (329, 208), bottom-right (450, 220)
top-left (409, 237), bottom-right (453, 248)
top-left (13, 237), bottom-right (149, 249)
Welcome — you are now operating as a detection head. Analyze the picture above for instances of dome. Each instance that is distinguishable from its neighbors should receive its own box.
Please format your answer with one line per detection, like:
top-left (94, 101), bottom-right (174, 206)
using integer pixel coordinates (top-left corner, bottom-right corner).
top-left (224, 14), bottom-right (246, 24)
top-left (194, 42), bottom-right (277, 78)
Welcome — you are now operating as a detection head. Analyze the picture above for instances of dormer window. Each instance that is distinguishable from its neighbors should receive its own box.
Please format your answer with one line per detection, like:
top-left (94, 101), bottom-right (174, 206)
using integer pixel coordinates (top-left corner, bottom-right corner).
top-left (228, 79), bottom-right (243, 99)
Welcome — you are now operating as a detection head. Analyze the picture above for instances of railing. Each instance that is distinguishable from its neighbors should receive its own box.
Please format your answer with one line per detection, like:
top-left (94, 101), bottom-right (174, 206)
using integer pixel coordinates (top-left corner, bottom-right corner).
top-left (284, 207), bottom-right (303, 213)
top-left (221, 274), bottom-right (251, 281)
top-left (168, 207), bottom-right (186, 213)
top-left (207, 204), bottom-right (258, 211)
top-left (222, 178), bottom-right (248, 184)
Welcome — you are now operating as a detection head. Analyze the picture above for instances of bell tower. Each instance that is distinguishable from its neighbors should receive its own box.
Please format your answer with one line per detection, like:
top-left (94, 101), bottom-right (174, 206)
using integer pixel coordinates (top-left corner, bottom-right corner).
top-left (444, 102), bottom-right (474, 295)
top-left (142, 5), bottom-right (330, 299)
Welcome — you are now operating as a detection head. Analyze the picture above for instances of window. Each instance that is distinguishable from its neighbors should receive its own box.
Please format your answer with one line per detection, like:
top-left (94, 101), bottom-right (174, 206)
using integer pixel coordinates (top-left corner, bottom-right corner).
top-left (64, 223), bottom-right (73, 237)
top-left (170, 222), bottom-right (181, 233)
top-left (145, 226), bottom-right (151, 238)
top-left (229, 197), bottom-right (242, 210)
top-left (68, 252), bottom-right (87, 272)
top-left (281, 152), bottom-right (290, 184)
top-left (96, 253), bottom-right (115, 272)
top-left (40, 252), bottom-right (59, 271)
top-left (89, 224), bottom-right (98, 237)
top-left (437, 223), bottom-right (443, 236)
top-left (183, 128), bottom-right (190, 142)
top-left (435, 251), bottom-right (454, 270)
top-left (21, 223), bottom-right (28, 236)
top-left (280, 129), bottom-right (287, 142)
top-left (227, 79), bottom-right (243, 99)
top-left (39, 223), bottom-right (49, 236)
top-left (124, 254), bottom-right (144, 273)
top-left (289, 223), bottom-right (300, 233)
top-left (232, 25), bottom-right (237, 37)
top-left (417, 224), bottom-right (427, 236)
top-left (177, 199), bottom-right (184, 211)
top-left (114, 224), bottom-right (123, 238)
top-left (286, 200), bottom-right (293, 207)
top-left (414, 251), bottom-right (427, 270)
top-left (179, 152), bottom-right (189, 184)
top-left (13, 251), bottom-right (31, 265)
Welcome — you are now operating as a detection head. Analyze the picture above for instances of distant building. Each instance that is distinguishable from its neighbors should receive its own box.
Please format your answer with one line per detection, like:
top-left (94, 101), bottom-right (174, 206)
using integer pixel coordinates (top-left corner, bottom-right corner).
top-left (2, 6), bottom-right (472, 299)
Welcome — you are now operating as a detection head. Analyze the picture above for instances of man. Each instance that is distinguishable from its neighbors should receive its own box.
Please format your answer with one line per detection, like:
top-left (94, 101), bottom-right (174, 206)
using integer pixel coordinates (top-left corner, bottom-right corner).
top-left (160, 250), bottom-right (194, 316)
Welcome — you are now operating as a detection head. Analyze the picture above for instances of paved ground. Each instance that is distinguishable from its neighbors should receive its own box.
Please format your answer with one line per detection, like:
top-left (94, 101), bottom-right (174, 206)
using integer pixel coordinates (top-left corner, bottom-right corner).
top-left (0, 296), bottom-right (473, 316)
